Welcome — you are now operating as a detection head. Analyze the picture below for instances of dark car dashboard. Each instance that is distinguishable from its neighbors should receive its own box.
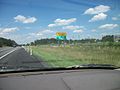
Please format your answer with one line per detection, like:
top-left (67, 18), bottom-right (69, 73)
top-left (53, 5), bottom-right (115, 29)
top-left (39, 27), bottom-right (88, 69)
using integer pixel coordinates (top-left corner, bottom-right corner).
top-left (0, 69), bottom-right (120, 90)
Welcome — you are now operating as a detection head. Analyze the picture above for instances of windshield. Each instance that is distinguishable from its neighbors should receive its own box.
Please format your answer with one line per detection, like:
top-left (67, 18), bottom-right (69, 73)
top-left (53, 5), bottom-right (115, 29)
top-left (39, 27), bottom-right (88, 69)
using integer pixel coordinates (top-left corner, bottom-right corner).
top-left (0, 0), bottom-right (120, 72)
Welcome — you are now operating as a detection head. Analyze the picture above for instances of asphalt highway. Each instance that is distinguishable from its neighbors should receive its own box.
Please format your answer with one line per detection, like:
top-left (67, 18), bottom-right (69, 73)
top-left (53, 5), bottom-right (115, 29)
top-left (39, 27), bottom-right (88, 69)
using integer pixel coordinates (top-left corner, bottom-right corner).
top-left (0, 47), bottom-right (47, 70)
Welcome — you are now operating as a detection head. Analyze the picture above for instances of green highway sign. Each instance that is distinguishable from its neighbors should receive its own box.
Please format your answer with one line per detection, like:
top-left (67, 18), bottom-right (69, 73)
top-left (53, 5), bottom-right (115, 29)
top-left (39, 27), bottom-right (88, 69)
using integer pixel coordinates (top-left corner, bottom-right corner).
top-left (56, 36), bottom-right (66, 40)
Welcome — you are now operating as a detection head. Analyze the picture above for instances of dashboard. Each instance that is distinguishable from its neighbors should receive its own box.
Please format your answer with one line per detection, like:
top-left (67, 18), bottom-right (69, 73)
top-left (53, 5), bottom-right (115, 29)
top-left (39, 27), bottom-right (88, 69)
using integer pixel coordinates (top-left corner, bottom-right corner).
top-left (0, 69), bottom-right (120, 90)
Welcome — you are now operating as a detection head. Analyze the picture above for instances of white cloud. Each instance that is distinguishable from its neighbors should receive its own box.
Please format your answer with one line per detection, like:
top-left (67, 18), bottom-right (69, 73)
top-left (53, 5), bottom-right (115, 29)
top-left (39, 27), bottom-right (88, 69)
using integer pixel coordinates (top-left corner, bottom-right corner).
top-left (6, 34), bottom-right (38, 44)
top-left (27, 32), bottom-right (43, 42)
top-left (84, 5), bottom-right (110, 15)
top-left (0, 27), bottom-right (19, 35)
top-left (91, 29), bottom-right (97, 32)
top-left (48, 18), bottom-right (77, 27)
top-left (99, 24), bottom-right (118, 30)
top-left (29, 32), bottom-right (43, 37)
top-left (36, 32), bottom-right (43, 36)
top-left (63, 25), bottom-right (80, 30)
top-left (62, 25), bottom-right (85, 34)
top-left (25, 27), bottom-right (31, 29)
top-left (63, 25), bottom-right (85, 33)
top-left (48, 24), bottom-right (56, 27)
top-left (112, 16), bottom-right (120, 21)
top-left (14, 15), bottom-right (37, 23)
top-left (28, 30), bottom-right (53, 37)
top-left (112, 17), bottom-right (118, 20)
top-left (63, 25), bottom-right (85, 31)
top-left (42, 30), bottom-right (53, 33)
top-left (84, 5), bottom-right (110, 22)
top-left (28, 33), bottom-right (36, 36)
top-left (27, 30), bottom-right (53, 42)
top-left (55, 18), bottom-right (76, 25)
top-left (89, 13), bottom-right (107, 22)
top-left (73, 29), bottom-right (83, 33)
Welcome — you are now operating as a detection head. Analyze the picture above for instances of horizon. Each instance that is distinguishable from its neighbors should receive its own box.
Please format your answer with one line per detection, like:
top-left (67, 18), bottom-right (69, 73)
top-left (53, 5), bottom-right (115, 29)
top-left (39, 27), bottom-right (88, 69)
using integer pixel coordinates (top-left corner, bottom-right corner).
top-left (0, 0), bottom-right (120, 44)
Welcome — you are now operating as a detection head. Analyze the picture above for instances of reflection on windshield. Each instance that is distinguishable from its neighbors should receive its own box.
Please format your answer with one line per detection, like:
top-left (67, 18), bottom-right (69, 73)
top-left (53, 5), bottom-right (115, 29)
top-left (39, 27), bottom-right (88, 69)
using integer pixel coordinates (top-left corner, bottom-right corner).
top-left (0, 0), bottom-right (120, 72)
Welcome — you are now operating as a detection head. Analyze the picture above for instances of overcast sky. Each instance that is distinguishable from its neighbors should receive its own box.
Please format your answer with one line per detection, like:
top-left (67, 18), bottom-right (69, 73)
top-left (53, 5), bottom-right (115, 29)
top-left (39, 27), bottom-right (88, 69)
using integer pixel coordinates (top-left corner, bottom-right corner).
top-left (0, 0), bottom-right (120, 44)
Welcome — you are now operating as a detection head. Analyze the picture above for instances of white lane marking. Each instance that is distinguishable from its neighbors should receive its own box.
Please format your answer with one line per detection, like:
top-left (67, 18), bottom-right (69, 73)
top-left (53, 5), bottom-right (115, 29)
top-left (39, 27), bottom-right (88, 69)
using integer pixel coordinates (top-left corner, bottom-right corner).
top-left (0, 48), bottom-right (18, 60)
top-left (0, 49), bottom-right (7, 52)
top-left (0, 50), bottom-right (5, 52)
top-left (0, 48), bottom-right (13, 52)
top-left (115, 69), bottom-right (120, 71)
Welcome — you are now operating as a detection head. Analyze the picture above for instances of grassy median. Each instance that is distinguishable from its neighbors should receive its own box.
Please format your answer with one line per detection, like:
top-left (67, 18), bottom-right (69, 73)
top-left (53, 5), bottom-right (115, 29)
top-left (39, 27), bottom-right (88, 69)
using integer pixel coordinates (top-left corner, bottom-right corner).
top-left (31, 45), bottom-right (120, 67)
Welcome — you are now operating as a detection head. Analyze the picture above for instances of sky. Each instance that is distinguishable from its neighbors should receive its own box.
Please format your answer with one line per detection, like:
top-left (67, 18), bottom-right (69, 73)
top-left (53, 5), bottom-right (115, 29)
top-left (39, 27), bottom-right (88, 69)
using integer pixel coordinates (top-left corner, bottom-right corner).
top-left (0, 0), bottom-right (120, 44)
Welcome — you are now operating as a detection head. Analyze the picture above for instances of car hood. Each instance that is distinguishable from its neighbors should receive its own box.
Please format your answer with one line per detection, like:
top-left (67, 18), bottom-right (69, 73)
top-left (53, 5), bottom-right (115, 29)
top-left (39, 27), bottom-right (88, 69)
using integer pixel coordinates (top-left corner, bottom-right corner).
top-left (0, 69), bottom-right (120, 90)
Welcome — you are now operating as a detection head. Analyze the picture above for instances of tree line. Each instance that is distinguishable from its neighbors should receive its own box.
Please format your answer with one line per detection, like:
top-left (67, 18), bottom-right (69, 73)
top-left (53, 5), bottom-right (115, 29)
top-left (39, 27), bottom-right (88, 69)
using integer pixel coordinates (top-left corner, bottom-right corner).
top-left (30, 35), bottom-right (119, 45)
top-left (0, 37), bottom-right (17, 47)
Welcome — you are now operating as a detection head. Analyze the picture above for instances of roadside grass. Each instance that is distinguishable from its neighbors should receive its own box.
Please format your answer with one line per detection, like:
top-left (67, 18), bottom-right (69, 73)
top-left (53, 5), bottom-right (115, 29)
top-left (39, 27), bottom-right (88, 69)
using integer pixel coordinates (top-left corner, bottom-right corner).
top-left (31, 45), bottom-right (120, 67)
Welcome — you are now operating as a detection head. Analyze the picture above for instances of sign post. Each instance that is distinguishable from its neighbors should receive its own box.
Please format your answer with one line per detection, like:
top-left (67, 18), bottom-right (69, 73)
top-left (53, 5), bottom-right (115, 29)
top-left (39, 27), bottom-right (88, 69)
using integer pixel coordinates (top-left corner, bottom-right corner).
top-left (56, 32), bottom-right (67, 46)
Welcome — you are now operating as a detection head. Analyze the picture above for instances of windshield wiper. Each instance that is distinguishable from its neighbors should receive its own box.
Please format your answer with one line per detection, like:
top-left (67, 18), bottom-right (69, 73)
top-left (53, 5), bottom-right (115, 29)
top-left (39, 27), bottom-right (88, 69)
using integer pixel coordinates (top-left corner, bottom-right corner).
top-left (67, 64), bottom-right (119, 69)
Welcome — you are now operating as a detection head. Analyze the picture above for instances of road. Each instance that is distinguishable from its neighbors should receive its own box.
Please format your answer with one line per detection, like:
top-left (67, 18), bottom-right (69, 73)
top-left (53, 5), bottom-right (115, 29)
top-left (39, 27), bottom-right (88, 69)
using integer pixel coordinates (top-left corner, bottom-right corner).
top-left (0, 47), bottom-right (47, 70)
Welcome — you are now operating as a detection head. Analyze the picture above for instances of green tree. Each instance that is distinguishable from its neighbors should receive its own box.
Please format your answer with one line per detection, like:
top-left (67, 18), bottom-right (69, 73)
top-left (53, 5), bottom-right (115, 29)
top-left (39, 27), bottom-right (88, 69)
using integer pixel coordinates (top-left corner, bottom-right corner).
top-left (102, 35), bottom-right (114, 42)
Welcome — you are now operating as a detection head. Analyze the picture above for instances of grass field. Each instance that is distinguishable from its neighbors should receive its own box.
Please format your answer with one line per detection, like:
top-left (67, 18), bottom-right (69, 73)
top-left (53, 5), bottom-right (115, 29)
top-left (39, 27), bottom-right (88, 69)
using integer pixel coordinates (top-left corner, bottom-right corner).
top-left (31, 45), bottom-right (120, 67)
